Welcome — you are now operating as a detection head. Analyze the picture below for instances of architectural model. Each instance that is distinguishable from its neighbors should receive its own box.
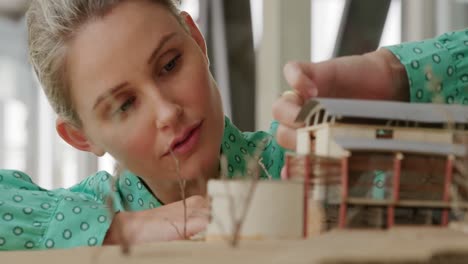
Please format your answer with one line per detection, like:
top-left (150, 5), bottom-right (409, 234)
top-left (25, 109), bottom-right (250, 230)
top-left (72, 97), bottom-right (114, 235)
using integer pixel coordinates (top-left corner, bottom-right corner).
top-left (284, 98), bottom-right (468, 232)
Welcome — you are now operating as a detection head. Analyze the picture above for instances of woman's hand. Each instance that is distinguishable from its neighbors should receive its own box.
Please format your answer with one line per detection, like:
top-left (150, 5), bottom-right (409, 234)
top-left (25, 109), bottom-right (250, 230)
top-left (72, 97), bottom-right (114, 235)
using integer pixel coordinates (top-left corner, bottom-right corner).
top-left (273, 48), bottom-right (409, 151)
top-left (104, 195), bottom-right (209, 245)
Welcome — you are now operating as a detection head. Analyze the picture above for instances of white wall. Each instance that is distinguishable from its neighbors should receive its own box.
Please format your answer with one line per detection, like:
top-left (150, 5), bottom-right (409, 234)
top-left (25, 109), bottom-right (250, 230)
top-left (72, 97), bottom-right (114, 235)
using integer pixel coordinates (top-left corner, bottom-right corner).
top-left (256, 0), bottom-right (311, 131)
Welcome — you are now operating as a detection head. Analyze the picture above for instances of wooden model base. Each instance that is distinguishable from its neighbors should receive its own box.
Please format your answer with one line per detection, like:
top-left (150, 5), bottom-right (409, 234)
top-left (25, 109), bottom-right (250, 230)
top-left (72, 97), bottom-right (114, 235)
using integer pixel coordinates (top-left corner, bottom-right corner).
top-left (2, 227), bottom-right (468, 264)
top-left (206, 180), bottom-right (305, 240)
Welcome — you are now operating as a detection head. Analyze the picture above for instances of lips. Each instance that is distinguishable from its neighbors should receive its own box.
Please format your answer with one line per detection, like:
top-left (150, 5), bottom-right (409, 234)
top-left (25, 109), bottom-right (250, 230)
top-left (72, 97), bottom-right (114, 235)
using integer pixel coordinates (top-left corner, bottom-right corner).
top-left (163, 121), bottom-right (203, 157)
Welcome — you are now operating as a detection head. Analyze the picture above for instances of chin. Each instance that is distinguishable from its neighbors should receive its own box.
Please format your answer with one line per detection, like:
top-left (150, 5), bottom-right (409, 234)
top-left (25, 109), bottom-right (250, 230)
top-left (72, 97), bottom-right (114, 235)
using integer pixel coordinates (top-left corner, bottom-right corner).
top-left (184, 151), bottom-right (219, 181)
top-left (186, 166), bottom-right (212, 181)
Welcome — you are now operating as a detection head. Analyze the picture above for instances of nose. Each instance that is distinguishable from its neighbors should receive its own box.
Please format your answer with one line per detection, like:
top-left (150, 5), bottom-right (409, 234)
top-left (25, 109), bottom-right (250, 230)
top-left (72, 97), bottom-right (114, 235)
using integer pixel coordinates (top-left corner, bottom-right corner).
top-left (153, 93), bottom-right (183, 130)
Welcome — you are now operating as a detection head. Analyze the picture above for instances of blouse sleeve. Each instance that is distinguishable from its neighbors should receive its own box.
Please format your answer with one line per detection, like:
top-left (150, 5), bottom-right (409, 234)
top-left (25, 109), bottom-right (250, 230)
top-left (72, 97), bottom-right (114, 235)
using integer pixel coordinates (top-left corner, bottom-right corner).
top-left (385, 28), bottom-right (468, 104)
top-left (0, 170), bottom-right (114, 250)
top-left (244, 120), bottom-right (286, 180)
top-left (265, 120), bottom-right (286, 180)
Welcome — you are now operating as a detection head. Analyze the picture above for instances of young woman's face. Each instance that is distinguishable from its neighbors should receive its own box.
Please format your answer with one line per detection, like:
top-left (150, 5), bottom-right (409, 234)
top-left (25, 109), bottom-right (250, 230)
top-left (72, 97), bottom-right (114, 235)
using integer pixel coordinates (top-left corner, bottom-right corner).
top-left (65, 1), bottom-right (224, 183)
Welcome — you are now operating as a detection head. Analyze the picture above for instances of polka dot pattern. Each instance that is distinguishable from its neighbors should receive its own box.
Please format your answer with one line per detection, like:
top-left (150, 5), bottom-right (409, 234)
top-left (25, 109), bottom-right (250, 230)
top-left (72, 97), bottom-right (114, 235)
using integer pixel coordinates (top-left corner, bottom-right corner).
top-left (13, 195), bottom-right (23, 202)
top-left (45, 239), bottom-right (55, 249)
top-left (55, 212), bottom-right (65, 221)
top-left (88, 237), bottom-right (98, 246)
top-left (3, 213), bottom-right (13, 221)
top-left (386, 28), bottom-right (468, 104)
top-left (125, 178), bottom-right (132, 186)
top-left (62, 229), bottom-right (72, 240)
top-left (24, 241), bottom-right (34, 249)
top-left (80, 222), bottom-right (90, 231)
top-left (13, 226), bottom-right (23, 236)
top-left (72, 206), bottom-right (82, 214)
top-left (98, 215), bottom-right (107, 223)
top-left (23, 208), bottom-right (33, 215)
top-left (220, 117), bottom-right (284, 180)
top-left (0, 170), bottom-right (116, 250)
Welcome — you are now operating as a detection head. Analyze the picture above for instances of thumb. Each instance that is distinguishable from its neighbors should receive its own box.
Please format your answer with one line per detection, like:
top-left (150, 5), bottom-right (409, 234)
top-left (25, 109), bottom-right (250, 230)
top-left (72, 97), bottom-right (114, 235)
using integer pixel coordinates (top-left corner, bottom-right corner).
top-left (283, 62), bottom-right (318, 99)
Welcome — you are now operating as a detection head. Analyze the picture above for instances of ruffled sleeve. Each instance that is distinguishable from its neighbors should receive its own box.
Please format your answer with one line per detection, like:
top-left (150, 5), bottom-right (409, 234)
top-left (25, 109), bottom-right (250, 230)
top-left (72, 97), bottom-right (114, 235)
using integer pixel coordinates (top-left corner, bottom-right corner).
top-left (0, 170), bottom-right (113, 250)
top-left (385, 28), bottom-right (468, 104)
top-left (239, 120), bottom-right (285, 180)
top-left (220, 117), bottom-right (284, 180)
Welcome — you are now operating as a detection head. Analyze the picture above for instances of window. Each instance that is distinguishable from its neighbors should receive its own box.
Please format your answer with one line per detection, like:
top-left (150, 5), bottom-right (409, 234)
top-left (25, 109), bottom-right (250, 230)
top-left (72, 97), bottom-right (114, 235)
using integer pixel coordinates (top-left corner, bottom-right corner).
top-left (376, 129), bottom-right (393, 139)
top-left (0, 99), bottom-right (27, 171)
top-left (311, 0), bottom-right (401, 62)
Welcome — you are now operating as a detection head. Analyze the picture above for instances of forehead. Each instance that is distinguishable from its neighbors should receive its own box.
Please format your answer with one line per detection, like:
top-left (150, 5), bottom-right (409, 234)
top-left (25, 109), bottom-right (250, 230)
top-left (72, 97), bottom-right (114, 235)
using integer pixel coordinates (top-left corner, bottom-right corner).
top-left (67, 0), bottom-right (182, 69)
top-left (65, 0), bottom-right (184, 114)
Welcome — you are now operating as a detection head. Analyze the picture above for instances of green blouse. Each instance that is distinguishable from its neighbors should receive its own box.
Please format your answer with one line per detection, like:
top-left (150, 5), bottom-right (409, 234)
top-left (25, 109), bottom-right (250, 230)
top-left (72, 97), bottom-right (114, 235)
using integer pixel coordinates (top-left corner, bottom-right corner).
top-left (385, 28), bottom-right (468, 104)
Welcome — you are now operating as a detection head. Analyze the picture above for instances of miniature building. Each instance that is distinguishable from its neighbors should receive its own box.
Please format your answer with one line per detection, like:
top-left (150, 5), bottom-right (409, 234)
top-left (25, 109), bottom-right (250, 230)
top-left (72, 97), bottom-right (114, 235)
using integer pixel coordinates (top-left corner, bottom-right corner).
top-left (285, 98), bottom-right (468, 231)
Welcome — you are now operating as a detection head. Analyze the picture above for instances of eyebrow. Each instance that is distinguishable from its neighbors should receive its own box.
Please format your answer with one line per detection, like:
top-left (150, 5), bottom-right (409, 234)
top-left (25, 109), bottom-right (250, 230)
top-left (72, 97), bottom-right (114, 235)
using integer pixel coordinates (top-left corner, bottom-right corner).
top-left (92, 32), bottom-right (178, 111)
top-left (92, 83), bottom-right (128, 110)
top-left (147, 32), bottom-right (178, 64)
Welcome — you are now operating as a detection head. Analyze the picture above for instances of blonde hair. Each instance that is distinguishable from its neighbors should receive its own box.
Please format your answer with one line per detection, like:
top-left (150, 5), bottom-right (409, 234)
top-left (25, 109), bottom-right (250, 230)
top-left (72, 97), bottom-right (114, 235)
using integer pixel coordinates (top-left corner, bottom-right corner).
top-left (27, 0), bottom-right (182, 126)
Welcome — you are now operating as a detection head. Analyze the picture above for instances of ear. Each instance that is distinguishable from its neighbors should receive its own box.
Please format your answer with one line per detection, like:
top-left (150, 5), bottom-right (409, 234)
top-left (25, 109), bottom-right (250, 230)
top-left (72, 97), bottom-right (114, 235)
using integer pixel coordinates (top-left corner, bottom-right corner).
top-left (180, 11), bottom-right (208, 58)
top-left (56, 118), bottom-right (105, 157)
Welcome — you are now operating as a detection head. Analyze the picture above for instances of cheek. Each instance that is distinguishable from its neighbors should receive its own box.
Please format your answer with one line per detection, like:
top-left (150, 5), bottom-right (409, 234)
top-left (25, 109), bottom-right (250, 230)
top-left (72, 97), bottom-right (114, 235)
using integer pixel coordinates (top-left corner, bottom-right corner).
top-left (183, 68), bottom-right (220, 111)
top-left (101, 121), bottom-right (157, 166)
top-left (123, 135), bottom-right (151, 157)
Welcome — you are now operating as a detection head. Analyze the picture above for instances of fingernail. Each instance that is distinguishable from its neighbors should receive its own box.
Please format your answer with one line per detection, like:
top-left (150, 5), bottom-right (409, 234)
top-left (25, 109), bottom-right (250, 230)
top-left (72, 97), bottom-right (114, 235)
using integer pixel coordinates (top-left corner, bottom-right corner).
top-left (306, 80), bottom-right (318, 97)
top-left (284, 63), bottom-right (300, 81)
top-left (284, 63), bottom-right (316, 98)
top-left (309, 87), bottom-right (318, 98)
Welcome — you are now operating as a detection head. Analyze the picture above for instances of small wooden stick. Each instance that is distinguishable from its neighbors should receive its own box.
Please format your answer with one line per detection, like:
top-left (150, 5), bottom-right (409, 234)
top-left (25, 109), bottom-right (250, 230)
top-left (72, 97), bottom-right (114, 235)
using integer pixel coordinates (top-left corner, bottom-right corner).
top-left (169, 149), bottom-right (188, 239)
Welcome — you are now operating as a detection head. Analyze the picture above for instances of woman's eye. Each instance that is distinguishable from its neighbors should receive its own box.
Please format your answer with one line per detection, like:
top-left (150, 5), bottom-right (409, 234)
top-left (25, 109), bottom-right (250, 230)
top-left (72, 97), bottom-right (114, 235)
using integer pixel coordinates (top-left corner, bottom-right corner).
top-left (117, 96), bottom-right (136, 114)
top-left (162, 54), bottom-right (181, 74)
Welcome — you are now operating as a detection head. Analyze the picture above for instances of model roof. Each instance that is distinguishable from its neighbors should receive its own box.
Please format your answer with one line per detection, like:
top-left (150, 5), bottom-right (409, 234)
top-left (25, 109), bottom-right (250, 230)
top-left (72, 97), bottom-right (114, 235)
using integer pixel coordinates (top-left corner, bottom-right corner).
top-left (334, 137), bottom-right (466, 157)
top-left (296, 98), bottom-right (468, 125)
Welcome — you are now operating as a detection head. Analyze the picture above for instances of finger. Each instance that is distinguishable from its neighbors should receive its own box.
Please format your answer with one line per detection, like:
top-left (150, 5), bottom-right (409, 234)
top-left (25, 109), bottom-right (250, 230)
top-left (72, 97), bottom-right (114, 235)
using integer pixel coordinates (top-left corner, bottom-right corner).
top-left (161, 206), bottom-right (210, 240)
top-left (272, 93), bottom-right (304, 129)
top-left (283, 62), bottom-right (318, 99)
top-left (281, 90), bottom-right (304, 105)
top-left (275, 124), bottom-right (297, 150)
top-left (188, 207), bottom-right (211, 219)
top-left (280, 166), bottom-right (288, 180)
top-left (186, 210), bottom-right (210, 237)
top-left (186, 195), bottom-right (209, 209)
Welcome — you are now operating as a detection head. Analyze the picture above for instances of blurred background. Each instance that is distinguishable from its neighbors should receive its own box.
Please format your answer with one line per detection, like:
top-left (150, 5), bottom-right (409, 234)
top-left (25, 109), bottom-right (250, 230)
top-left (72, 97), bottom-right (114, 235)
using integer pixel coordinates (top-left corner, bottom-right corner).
top-left (0, 0), bottom-right (467, 189)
